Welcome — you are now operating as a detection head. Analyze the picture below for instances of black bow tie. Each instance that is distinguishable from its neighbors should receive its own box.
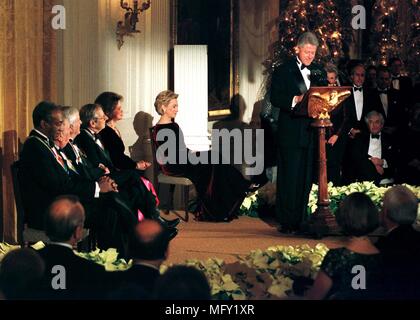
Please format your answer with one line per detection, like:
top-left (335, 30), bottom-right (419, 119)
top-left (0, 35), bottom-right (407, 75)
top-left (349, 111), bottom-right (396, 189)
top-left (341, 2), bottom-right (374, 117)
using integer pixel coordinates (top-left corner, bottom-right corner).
top-left (300, 64), bottom-right (309, 70)
top-left (378, 89), bottom-right (388, 94)
top-left (371, 134), bottom-right (380, 139)
top-left (392, 76), bottom-right (399, 80)
top-left (353, 86), bottom-right (363, 92)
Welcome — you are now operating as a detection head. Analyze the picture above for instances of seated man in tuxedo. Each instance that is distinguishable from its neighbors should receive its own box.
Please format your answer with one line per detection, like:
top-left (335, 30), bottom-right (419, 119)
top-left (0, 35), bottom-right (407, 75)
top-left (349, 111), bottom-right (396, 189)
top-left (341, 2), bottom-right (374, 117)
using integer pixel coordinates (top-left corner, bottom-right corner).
top-left (375, 185), bottom-right (420, 299)
top-left (74, 103), bottom-right (179, 231)
top-left (19, 101), bottom-right (116, 231)
top-left (38, 195), bottom-right (110, 299)
top-left (111, 219), bottom-right (170, 299)
top-left (347, 111), bottom-right (394, 185)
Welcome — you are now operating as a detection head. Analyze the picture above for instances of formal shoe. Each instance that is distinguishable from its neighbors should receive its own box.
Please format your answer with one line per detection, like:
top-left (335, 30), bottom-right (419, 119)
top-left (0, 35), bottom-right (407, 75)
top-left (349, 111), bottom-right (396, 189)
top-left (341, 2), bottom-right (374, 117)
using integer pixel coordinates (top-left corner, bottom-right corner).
top-left (167, 228), bottom-right (178, 241)
top-left (157, 216), bottom-right (180, 229)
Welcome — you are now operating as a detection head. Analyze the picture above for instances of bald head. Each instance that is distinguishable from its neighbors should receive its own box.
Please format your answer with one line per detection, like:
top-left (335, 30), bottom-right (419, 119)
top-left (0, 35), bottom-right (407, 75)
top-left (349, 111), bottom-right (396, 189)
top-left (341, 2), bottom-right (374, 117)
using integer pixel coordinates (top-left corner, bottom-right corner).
top-left (45, 195), bottom-right (85, 242)
top-left (129, 220), bottom-right (170, 260)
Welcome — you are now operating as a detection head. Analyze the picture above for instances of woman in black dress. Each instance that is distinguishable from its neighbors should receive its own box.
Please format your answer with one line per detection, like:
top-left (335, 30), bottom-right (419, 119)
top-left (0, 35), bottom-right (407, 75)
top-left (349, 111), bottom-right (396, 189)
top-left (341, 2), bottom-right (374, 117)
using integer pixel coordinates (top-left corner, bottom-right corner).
top-left (95, 92), bottom-right (151, 171)
top-left (151, 90), bottom-right (255, 222)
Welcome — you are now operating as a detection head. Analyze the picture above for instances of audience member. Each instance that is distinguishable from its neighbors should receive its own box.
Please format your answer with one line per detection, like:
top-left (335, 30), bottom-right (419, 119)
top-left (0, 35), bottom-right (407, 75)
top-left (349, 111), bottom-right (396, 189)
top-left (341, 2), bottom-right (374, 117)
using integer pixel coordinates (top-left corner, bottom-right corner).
top-left (154, 265), bottom-right (211, 300)
top-left (347, 111), bottom-right (394, 185)
top-left (0, 248), bottom-right (45, 300)
top-left (112, 219), bottom-right (171, 299)
top-left (305, 192), bottom-right (382, 299)
top-left (19, 102), bottom-right (115, 231)
top-left (376, 185), bottom-right (420, 299)
top-left (38, 195), bottom-right (109, 299)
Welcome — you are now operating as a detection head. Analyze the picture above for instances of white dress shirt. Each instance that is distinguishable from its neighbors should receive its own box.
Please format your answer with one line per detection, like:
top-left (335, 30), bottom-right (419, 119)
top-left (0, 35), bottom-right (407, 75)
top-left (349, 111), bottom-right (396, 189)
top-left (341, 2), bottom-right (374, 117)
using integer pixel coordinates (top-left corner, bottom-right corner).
top-left (353, 87), bottom-right (364, 121)
top-left (368, 134), bottom-right (388, 168)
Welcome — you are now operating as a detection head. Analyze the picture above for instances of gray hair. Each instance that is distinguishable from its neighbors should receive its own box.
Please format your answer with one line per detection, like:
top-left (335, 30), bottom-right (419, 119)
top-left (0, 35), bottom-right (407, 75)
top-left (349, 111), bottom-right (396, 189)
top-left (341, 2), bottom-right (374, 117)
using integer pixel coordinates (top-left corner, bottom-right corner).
top-left (297, 32), bottom-right (319, 47)
top-left (79, 103), bottom-right (102, 128)
top-left (325, 63), bottom-right (338, 75)
top-left (383, 185), bottom-right (418, 225)
top-left (365, 110), bottom-right (384, 125)
top-left (61, 106), bottom-right (80, 125)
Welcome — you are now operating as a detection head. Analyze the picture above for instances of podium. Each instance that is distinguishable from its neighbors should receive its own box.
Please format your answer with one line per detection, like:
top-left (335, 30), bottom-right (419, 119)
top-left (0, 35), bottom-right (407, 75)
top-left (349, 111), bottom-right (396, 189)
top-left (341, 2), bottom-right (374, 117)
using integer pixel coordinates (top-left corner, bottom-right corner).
top-left (296, 86), bottom-right (352, 237)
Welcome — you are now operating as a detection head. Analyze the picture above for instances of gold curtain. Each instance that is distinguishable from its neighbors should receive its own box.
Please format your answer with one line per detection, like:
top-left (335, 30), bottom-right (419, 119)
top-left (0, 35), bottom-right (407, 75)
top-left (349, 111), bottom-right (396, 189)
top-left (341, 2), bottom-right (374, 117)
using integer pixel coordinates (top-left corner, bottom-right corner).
top-left (0, 0), bottom-right (56, 243)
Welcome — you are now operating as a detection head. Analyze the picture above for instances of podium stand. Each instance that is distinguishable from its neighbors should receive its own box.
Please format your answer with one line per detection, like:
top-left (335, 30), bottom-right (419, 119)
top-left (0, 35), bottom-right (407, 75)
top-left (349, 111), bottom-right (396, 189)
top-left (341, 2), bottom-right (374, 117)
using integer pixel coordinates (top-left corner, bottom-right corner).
top-left (296, 86), bottom-right (352, 237)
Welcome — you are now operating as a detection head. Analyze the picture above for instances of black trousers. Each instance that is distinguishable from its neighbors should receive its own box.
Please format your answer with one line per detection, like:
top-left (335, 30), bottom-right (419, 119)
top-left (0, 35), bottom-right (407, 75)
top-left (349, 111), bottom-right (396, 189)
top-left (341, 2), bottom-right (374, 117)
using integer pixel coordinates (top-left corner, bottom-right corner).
top-left (276, 146), bottom-right (313, 230)
top-left (326, 135), bottom-right (347, 186)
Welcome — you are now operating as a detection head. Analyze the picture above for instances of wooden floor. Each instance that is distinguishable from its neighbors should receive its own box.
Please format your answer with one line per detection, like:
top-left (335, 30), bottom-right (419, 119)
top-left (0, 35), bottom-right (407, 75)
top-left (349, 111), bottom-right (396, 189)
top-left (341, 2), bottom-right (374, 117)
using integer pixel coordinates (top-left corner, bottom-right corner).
top-left (164, 212), bottom-right (348, 264)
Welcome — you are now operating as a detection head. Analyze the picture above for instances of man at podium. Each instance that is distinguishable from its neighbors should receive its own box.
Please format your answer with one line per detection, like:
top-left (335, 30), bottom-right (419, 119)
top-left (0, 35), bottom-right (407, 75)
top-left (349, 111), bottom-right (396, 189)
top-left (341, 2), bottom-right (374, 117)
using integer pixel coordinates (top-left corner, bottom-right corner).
top-left (270, 32), bottom-right (326, 234)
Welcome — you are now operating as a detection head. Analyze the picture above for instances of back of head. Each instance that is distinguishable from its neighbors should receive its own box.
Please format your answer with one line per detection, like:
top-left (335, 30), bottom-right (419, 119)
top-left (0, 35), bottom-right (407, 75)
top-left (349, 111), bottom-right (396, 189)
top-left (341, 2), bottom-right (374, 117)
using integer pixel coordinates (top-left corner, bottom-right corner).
top-left (383, 185), bottom-right (418, 225)
top-left (45, 195), bottom-right (85, 242)
top-left (336, 192), bottom-right (379, 236)
top-left (129, 220), bottom-right (170, 261)
top-left (94, 92), bottom-right (123, 119)
top-left (154, 265), bottom-right (211, 300)
top-left (0, 248), bottom-right (45, 299)
top-left (32, 101), bottom-right (59, 128)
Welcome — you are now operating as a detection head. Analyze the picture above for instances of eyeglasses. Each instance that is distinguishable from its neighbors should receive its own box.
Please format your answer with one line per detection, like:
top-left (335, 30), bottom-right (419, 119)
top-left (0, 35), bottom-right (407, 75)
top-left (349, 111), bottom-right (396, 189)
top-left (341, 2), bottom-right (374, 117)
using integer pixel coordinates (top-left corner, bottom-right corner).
top-left (94, 116), bottom-right (107, 121)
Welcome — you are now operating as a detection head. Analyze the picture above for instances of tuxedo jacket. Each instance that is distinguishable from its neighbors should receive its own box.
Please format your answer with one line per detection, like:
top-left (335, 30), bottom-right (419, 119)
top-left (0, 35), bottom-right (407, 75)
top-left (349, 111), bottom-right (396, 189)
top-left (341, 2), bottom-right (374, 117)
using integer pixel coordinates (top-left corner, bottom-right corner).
top-left (19, 130), bottom-right (96, 229)
top-left (63, 142), bottom-right (105, 181)
top-left (348, 132), bottom-right (394, 183)
top-left (75, 129), bottom-right (115, 171)
top-left (375, 225), bottom-right (420, 299)
top-left (270, 58), bottom-right (326, 148)
top-left (372, 88), bottom-right (407, 129)
top-left (116, 264), bottom-right (160, 294)
top-left (38, 244), bottom-right (109, 299)
top-left (344, 88), bottom-right (381, 133)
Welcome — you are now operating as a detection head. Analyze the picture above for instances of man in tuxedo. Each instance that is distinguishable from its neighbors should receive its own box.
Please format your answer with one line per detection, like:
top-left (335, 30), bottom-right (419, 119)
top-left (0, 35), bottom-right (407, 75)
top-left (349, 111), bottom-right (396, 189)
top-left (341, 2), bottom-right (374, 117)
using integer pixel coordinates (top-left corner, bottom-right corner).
top-left (112, 219), bottom-right (170, 298)
top-left (388, 57), bottom-right (413, 97)
top-left (375, 185), bottom-right (420, 299)
top-left (74, 103), bottom-right (179, 232)
top-left (19, 101), bottom-right (116, 230)
top-left (270, 32), bottom-right (326, 233)
top-left (341, 64), bottom-right (381, 184)
top-left (38, 195), bottom-right (110, 299)
top-left (347, 111), bottom-right (394, 184)
top-left (374, 66), bottom-right (407, 141)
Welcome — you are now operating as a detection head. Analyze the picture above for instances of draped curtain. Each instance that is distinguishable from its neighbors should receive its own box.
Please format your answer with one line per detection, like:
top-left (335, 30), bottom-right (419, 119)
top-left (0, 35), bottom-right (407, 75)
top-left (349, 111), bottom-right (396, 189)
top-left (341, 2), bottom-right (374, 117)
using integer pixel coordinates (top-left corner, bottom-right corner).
top-left (0, 0), bottom-right (56, 242)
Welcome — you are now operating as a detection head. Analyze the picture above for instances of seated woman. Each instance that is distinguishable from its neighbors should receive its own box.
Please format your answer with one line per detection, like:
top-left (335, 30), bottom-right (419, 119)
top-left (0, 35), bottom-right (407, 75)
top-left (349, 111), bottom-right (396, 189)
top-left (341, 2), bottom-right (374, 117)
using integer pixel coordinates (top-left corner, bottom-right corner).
top-left (305, 192), bottom-right (383, 300)
top-left (95, 92), bottom-right (151, 171)
top-left (151, 90), bottom-right (255, 222)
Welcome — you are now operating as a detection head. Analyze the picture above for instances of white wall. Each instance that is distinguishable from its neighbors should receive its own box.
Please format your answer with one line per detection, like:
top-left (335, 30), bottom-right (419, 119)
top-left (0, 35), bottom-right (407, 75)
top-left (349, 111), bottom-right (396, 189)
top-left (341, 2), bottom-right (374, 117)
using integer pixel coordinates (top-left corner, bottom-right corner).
top-left (238, 0), bottom-right (279, 123)
top-left (57, 0), bottom-right (170, 151)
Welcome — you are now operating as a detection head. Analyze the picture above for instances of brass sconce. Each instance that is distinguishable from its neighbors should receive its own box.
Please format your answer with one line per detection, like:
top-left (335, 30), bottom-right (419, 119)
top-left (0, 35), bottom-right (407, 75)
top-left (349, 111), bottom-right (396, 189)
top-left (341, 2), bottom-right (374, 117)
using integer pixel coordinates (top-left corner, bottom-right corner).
top-left (116, 0), bottom-right (151, 50)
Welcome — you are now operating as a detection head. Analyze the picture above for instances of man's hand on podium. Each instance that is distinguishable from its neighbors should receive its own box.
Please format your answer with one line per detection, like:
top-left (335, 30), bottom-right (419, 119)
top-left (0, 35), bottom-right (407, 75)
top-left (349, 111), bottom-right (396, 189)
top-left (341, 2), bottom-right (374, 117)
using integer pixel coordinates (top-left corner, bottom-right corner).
top-left (294, 94), bottom-right (304, 104)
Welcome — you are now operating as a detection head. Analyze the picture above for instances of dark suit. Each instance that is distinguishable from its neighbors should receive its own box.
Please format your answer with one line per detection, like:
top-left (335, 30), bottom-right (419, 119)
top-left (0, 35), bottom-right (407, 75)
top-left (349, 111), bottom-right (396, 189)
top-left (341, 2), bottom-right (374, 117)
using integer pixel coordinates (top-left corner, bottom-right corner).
top-left (372, 88), bottom-right (408, 148)
top-left (270, 58), bottom-right (326, 230)
top-left (19, 130), bottom-right (96, 229)
top-left (75, 129), bottom-right (158, 220)
top-left (347, 132), bottom-right (393, 184)
top-left (114, 264), bottom-right (160, 298)
top-left (38, 244), bottom-right (109, 299)
top-left (375, 225), bottom-right (420, 299)
top-left (327, 100), bottom-right (351, 185)
top-left (345, 88), bottom-right (380, 133)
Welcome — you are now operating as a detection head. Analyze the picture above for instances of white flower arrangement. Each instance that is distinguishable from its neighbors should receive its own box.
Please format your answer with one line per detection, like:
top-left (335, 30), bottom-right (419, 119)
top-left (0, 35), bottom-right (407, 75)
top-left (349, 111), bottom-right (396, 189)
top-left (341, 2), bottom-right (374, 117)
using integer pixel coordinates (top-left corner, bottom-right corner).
top-left (308, 182), bottom-right (420, 216)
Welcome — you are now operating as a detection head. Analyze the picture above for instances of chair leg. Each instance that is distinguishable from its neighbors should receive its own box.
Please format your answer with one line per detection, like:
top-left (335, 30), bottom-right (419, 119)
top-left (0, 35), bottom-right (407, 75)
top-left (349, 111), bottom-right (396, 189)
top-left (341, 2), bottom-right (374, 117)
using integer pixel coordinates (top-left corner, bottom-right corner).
top-left (169, 184), bottom-right (176, 210)
top-left (183, 185), bottom-right (189, 222)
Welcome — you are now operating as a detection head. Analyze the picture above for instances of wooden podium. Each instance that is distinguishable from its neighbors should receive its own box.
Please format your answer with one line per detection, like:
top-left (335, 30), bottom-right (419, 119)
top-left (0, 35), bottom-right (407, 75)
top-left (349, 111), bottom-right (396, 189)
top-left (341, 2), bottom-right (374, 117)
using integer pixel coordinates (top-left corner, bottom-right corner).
top-left (296, 86), bottom-right (352, 237)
